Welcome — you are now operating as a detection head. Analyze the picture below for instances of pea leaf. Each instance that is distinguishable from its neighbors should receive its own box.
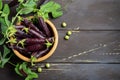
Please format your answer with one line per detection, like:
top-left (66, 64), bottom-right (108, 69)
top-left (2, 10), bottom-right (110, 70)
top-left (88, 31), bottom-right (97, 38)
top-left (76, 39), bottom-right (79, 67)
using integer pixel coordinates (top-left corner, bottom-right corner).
top-left (1, 23), bottom-right (7, 36)
top-left (20, 8), bottom-right (34, 15)
top-left (15, 63), bottom-right (24, 76)
top-left (52, 11), bottom-right (63, 18)
top-left (25, 0), bottom-right (37, 8)
top-left (0, 0), bottom-right (3, 10)
top-left (0, 17), bottom-right (6, 26)
top-left (40, 1), bottom-right (54, 11)
top-left (4, 16), bottom-right (10, 27)
top-left (17, 0), bottom-right (37, 15)
top-left (18, 0), bottom-right (24, 3)
top-left (0, 15), bottom-right (8, 46)
top-left (0, 45), bottom-right (11, 68)
top-left (1, 4), bottom-right (10, 27)
top-left (2, 4), bottom-right (10, 16)
top-left (0, 36), bottom-right (6, 45)
top-left (25, 68), bottom-right (38, 80)
top-left (38, 1), bottom-right (63, 19)
top-left (25, 72), bottom-right (38, 80)
top-left (15, 62), bottom-right (38, 80)
top-left (22, 62), bottom-right (38, 80)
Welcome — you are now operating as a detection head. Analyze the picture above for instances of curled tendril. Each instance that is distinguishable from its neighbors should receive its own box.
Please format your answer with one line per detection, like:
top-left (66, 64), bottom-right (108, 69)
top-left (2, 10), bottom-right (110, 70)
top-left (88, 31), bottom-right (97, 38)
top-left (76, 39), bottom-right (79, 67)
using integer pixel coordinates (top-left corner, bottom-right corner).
top-left (22, 27), bottom-right (29, 33)
top-left (6, 26), bottom-right (17, 38)
top-left (5, 26), bottom-right (17, 44)
top-left (17, 39), bottom-right (26, 48)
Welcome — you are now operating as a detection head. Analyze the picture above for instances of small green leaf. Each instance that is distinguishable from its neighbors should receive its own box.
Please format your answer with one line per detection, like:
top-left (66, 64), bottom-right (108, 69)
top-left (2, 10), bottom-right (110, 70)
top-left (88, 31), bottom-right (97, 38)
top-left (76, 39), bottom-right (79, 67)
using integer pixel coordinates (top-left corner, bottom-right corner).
top-left (2, 4), bottom-right (10, 15)
top-left (25, 67), bottom-right (38, 80)
top-left (0, 17), bottom-right (9, 36)
top-left (3, 45), bottom-right (10, 58)
top-left (15, 63), bottom-right (24, 76)
top-left (0, 45), bottom-right (11, 68)
top-left (0, 17), bottom-right (6, 25)
top-left (20, 8), bottom-right (34, 15)
top-left (18, 0), bottom-right (24, 3)
top-left (15, 62), bottom-right (38, 80)
top-left (0, 36), bottom-right (6, 45)
top-left (25, 0), bottom-right (37, 8)
top-left (17, 0), bottom-right (37, 15)
top-left (1, 12), bottom-right (6, 17)
top-left (38, 1), bottom-right (63, 19)
top-left (0, 0), bottom-right (3, 10)
top-left (1, 4), bottom-right (10, 27)
top-left (40, 1), bottom-right (54, 11)
top-left (52, 11), bottom-right (63, 18)
top-left (25, 73), bottom-right (38, 80)
top-left (1, 24), bottom-right (7, 36)
top-left (0, 58), bottom-right (9, 68)
top-left (4, 16), bottom-right (10, 27)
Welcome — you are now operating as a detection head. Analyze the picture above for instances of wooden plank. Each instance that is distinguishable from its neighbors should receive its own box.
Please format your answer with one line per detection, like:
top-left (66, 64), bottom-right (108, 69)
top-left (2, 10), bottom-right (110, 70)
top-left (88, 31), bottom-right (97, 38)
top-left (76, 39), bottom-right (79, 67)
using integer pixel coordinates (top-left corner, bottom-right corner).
top-left (3, 0), bottom-right (120, 29)
top-left (52, 0), bottom-right (120, 29)
top-left (0, 64), bottom-right (120, 80)
top-left (0, 0), bottom-right (120, 80)
top-left (39, 64), bottom-right (120, 80)
top-left (44, 31), bottom-right (120, 63)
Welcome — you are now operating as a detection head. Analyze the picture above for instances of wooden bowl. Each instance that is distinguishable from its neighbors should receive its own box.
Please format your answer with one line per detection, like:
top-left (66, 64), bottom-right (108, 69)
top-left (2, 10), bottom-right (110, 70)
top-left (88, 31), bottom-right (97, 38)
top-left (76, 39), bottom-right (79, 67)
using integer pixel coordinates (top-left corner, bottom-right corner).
top-left (13, 20), bottom-right (58, 62)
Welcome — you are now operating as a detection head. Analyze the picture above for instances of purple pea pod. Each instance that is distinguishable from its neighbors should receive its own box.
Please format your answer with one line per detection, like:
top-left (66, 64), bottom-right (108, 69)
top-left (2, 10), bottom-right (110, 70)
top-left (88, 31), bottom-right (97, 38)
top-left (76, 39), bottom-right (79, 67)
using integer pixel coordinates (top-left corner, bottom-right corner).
top-left (34, 47), bottom-right (49, 58)
top-left (28, 29), bottom-right (45, 39)
top-left (15, 30), bottom-right (32, 39)
top-left (24, 37), bottom-right (54, 45)
top-left (24, 44), bottom-right (45, 52)
top-left (22, 19), bottom-right (46, 37)
top-left (15, 25), bottom-right (24, 30)
top-left (38, 17), bottom-right (52, 37)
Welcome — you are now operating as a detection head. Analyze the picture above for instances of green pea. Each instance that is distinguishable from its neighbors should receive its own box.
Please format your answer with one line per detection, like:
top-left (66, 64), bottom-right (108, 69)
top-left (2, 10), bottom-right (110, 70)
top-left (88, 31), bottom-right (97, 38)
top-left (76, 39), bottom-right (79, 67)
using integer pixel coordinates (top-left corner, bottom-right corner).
top-left (45, 63), bottom-right (50, 68)
top-left (67, 31), bottom-right (72, 36)
top-left (64, 35), bottom-right (69, 40)
top-left (61, 22), bottom-right (67, 27)
top-left (37, 67), bottom-right (42, 73)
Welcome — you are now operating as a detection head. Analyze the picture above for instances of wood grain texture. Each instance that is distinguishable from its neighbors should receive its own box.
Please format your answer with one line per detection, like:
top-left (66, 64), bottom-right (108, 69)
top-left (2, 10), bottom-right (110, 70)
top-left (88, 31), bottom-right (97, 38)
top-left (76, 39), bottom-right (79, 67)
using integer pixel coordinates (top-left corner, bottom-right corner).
top-left (1, 0), bottom-right (120, 80)
top-left (45, 31), bottom-right (120, 63)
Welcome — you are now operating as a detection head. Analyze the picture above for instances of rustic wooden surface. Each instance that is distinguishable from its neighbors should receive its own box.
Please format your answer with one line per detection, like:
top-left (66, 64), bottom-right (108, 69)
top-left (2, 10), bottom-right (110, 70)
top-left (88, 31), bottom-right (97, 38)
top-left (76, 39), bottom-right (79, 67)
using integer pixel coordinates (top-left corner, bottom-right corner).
top-left (1, 0), bottom-right (120, 80)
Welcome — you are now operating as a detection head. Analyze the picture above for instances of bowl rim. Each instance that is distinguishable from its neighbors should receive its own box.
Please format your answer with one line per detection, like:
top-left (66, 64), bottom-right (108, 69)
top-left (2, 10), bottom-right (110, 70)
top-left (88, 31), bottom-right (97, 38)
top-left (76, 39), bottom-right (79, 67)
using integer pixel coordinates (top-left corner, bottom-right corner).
top-left (13, 19), bottom-right (58, 62)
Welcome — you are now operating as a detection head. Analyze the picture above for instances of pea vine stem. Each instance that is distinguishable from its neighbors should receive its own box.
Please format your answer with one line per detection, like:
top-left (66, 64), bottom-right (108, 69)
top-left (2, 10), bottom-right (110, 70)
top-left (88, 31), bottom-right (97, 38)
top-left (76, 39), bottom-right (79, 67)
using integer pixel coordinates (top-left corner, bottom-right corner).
top-left (11, 9), bottom-right (22, 26)
top-left (8, 61), bottom-right (16, 67)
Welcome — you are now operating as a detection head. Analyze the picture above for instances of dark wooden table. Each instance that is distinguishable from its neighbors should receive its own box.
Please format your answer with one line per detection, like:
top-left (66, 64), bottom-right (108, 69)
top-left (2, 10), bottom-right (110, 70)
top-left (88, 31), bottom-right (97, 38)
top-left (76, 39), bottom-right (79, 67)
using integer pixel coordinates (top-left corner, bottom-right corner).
top-left (1, 0), bottom-right (120, 80)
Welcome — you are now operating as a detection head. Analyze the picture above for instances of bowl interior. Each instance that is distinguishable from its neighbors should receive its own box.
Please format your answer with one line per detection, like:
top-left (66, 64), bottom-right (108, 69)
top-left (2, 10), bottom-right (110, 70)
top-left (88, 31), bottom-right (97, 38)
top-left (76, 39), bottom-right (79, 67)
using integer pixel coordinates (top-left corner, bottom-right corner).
top-left (13, 20), bottom-right (58, 62)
